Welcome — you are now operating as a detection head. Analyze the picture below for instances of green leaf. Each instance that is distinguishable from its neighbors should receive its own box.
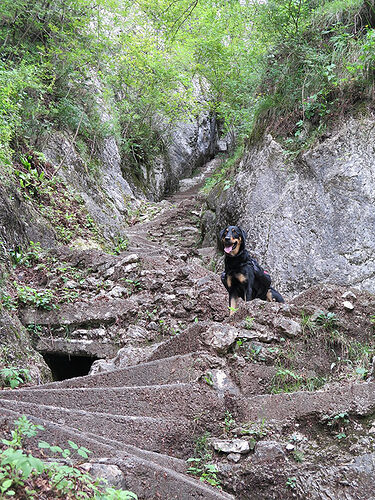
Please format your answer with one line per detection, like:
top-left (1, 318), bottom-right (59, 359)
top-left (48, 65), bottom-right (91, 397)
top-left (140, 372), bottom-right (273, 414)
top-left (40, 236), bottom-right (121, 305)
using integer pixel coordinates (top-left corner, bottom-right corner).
top-left (68, 440), bottom-right (78, 450)
top-left (38, 441), bottom-right (51, 449)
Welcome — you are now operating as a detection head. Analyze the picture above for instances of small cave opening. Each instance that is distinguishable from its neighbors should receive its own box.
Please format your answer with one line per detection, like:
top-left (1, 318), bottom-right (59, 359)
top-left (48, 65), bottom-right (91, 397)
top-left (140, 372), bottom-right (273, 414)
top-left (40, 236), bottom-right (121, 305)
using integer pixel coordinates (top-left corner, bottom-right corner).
top-left (42, 352), bottom-right (100, 381)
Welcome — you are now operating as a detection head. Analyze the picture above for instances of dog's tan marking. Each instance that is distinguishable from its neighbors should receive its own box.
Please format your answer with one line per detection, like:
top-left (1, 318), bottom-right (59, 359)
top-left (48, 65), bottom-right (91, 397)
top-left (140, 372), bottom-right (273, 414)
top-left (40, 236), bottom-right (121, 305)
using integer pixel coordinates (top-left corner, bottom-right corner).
top-left (235, 273), bottom-right (247, 284)
top-left (266, 289), bottom-right (273, 302)
top-left (226, 275), bottom-right (232, 288)
top-left (231, 237), bottom-right (242, 256)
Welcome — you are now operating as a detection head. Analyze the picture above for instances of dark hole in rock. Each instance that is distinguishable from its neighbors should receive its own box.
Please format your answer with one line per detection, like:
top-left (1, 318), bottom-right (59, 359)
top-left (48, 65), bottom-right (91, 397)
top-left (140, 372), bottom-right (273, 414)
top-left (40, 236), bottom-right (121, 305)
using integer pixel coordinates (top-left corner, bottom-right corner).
top-left (42, 352), bottom-right (100, 381)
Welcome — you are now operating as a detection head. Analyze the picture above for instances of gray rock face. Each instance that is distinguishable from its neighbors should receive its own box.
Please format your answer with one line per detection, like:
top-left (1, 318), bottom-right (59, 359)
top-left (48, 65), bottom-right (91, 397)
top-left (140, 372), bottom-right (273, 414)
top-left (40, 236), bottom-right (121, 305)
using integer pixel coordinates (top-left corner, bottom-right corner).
top-left (0, 185), bottom-right (56, 257)
top-left (208, 117), bottom-right (375, 295)
top-left (42, 113), bottom-right (216, 238)
top-left (42, 131), bottom-right (133, 241)
top-left (143, 114), bottom-right (217, 200)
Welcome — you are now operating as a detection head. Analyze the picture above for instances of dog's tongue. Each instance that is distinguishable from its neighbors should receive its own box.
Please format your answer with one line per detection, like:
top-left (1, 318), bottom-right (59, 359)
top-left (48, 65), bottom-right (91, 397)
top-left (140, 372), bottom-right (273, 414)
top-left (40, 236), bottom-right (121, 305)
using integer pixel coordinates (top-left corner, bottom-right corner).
top-left (224, 245), bottom-right (233, 254)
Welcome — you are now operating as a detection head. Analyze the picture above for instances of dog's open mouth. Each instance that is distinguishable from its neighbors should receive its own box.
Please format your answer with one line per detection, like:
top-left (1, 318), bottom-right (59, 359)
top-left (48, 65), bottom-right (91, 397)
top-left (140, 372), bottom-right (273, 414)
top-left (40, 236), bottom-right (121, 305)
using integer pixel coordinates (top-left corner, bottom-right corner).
top-left (224, 241), bottom-right (237, 254)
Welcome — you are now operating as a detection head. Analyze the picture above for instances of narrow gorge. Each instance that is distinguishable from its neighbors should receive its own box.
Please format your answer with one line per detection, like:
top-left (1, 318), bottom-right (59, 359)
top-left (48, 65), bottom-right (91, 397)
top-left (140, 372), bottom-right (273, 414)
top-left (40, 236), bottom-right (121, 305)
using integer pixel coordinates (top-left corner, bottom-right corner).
top-left (1, 0), bottom-right (375, 498)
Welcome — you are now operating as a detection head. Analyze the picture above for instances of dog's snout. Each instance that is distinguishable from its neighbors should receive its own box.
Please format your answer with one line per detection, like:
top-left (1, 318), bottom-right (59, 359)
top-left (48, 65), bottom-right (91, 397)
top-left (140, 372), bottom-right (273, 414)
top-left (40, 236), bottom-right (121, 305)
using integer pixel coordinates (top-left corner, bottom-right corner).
top-left (224, 236), bottom-right (231, 242)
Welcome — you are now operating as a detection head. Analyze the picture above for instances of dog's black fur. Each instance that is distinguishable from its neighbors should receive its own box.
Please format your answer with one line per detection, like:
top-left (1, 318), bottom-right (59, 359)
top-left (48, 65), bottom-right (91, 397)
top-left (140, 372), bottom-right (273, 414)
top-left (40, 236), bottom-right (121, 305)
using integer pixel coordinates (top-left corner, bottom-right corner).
top-left (220, 226), bottom-right (284, 312)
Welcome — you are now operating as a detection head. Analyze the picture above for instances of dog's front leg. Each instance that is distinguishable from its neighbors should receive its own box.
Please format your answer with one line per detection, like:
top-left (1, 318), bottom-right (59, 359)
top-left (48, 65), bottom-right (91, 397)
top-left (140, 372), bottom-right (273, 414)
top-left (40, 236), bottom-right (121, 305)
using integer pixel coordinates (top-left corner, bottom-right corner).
top-left (229, 292), bottom-right (238, 315)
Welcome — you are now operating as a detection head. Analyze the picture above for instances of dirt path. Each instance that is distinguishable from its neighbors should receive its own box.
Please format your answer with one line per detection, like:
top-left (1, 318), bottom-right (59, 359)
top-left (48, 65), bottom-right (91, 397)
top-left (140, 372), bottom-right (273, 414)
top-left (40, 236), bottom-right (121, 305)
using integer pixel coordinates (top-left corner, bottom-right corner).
top-left (125, 156), bottom-right (221, 256)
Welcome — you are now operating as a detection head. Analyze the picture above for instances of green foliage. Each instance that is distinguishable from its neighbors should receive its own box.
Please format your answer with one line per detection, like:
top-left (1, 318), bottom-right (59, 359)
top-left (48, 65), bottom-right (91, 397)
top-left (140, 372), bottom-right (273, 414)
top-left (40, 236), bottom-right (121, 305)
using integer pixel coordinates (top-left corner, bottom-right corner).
top-left (9, 241), bottom-right (42, 269)
top-left (286, 476), bottom-right (297, 489)
top-left (271, 367), bottom-right (326, 393)
top-left (243, 316), bottom-right (255, 330)
top-left (203, 371), bottom-right (214, 387)
top-left (223, 411), bottom-right (236, 435)
top-left (323, 411), bottom-right (350, 439)
top-left (112, 237), bottom-right (129, 255)
top-left (186, 458), bottom-right (221, 489)
top-left (0, 416), bottom-right (138, 499)
top-left (16, 284), bottom-right (56, 310)
top-left (314, 311), bottom-right (339, 330)
top-left (0, 367), bottom-right (31, 389)
top-left (0, 293), bottom-right (17, 311)
top-left (0, 0), bottom-right (371, 177)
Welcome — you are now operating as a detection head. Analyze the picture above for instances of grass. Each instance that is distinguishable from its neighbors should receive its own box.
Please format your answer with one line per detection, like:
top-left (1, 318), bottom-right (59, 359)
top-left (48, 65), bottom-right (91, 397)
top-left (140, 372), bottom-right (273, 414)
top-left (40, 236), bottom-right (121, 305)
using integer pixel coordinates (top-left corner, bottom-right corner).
top-left (270, 367), bottom-right (327, 394)
top-left (301, 310), bottom-right (375, 382)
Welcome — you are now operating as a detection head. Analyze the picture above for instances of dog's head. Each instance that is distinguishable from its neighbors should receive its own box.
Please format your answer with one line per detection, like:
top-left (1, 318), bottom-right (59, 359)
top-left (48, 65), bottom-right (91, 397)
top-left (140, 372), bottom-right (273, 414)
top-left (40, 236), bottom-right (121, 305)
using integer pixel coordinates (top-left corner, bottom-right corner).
top-left (220, 226), bottom-right (247, 257)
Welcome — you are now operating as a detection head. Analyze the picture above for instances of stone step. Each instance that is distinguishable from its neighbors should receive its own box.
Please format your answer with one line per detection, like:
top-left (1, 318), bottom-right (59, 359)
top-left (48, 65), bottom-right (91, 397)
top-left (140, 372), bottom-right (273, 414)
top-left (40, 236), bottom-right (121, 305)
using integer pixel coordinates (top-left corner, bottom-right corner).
top-left (31, 352), bottom-right (213, 390)
top-left (0, 382), bottom-right (227, 421)
top-left (19, 297), bottom-right (137, 327)
top-left (0, 398), bottom-right (199, 458)
top-left (239, 380), bottom-right (375, 424)
top-left (0, 407), bottom-right (233, 500)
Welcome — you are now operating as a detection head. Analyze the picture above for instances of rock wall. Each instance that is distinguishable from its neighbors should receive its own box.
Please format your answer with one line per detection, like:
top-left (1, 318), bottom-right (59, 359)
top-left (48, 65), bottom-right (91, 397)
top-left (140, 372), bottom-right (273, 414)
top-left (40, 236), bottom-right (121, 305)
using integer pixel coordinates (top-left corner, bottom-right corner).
top-left (147, 114), bottom-right (217, 200)
top-left (41, 131), bottom-right (134, 242)
top-left (203, 115), bottom-right (375, 296)
top-left (42, 113), bottom-right (217, 239)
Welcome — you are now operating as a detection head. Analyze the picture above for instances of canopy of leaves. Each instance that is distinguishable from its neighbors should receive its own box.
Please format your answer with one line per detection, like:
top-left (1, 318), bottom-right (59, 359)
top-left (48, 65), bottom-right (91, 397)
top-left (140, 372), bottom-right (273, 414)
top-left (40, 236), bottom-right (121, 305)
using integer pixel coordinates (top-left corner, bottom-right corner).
top-left (0, 0), bottom-right (374, 168)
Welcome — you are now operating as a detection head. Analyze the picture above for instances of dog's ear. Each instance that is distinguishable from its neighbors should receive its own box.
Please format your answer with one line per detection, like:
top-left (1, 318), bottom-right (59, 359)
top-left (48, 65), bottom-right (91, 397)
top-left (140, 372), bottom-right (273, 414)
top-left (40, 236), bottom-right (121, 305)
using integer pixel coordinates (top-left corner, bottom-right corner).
top-left (239, 227), bottom-right (247, 242)
top-left (219, 227), bottom-right (227, 239)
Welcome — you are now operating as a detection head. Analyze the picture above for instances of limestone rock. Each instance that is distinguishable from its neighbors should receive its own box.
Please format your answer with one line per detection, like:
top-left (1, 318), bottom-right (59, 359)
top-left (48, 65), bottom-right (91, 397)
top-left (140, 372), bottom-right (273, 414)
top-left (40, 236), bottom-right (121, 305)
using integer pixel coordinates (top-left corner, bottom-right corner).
top-left (208, 117), bottom-right (375, 295)
top-left (254, 441), bottom-right (286, 462)
top-left (210, 438), bottom-right (250, 454)
top-left (273, 317), bottom-right (302, 338)
top-left (204, 323), bottom-right (239, 353)
top-left (343, 301), bottom-right (354, 310)
top-left (82, 461), bottom-right (127, 489)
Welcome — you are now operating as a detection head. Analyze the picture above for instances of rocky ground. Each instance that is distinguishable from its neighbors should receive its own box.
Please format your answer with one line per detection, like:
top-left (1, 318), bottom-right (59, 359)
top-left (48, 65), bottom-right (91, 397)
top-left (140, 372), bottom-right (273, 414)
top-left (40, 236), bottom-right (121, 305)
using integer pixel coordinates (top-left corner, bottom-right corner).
top-left (1, 157), bottom-right (375, 499)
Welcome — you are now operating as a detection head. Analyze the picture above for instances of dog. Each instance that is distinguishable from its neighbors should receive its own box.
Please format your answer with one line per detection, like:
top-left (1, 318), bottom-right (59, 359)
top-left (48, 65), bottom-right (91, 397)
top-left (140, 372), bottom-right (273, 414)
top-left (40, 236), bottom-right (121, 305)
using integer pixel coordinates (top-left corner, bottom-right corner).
top-left (220, 225), bottom-right (284, 314)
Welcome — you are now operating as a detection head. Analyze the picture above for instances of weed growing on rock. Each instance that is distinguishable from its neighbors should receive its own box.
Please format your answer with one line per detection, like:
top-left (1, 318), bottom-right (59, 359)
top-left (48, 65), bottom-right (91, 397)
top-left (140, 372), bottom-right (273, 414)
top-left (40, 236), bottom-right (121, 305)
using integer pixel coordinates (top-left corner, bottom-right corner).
top-left (16, 285), bottom-right (56, 310)
top-left (0, 292), bottom-right (17, 311)
top-left (187, 433), bottom-right (221, 488)
top-left (203, 371), bottom-right (214, 387)
top-left (0, 367), bottom-right (31, 389)
top-left (271, 367), bottom-right (326, 394)
top-left (315, 311), bottom-right (339, 330)
top-left (323, 411), bottom-right (350, 440)
top-left (26, 324), bottom-right (43, 336)
top-left (243, 316), bottom-right (254, 329)
top-left (186, 458), bottom-right (221, 489)
top-left (223, 412), bottom-right (236, 435)
top-left (292, 449), bottom-right (305, 462)
top-left (9, 242), bottom-right (42, 269)
top-left (286, 476), bottom-right (297, 489)
top-left (112, 237), bottom-right (129, 255)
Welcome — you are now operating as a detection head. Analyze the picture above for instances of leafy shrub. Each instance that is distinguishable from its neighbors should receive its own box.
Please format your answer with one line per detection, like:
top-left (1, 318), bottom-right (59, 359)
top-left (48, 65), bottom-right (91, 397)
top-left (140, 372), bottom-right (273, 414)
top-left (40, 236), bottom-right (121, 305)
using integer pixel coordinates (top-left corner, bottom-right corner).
top-left (16, 285), bottom-right (55, 310)
top-left (0, 368), bottom-right (31, 389)
top-left (0, 416), bottom-right (138, 499)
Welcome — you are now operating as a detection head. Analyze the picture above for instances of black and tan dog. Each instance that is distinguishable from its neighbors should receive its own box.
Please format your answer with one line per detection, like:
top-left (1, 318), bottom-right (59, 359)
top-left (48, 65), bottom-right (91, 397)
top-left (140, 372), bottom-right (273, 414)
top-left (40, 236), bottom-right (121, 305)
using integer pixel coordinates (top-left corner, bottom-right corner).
top-left (220, 225), bottom-right (284, 314)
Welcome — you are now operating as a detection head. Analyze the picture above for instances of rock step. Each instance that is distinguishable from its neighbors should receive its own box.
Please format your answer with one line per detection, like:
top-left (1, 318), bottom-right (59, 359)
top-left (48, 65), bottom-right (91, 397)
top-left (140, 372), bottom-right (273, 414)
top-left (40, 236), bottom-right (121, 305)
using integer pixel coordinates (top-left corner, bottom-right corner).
top-left (19, 297), bottom-right (137, 327)
top-left (0, 383), bottom-right (227, 421)
top-left (239, 381), bottom-right (375, 423)
top-left (0, 407), bottom-right (233, 500)
top-left (33, 352), bottom-right (213, 390)
top-left (0, 398), bottom-right (199, 458)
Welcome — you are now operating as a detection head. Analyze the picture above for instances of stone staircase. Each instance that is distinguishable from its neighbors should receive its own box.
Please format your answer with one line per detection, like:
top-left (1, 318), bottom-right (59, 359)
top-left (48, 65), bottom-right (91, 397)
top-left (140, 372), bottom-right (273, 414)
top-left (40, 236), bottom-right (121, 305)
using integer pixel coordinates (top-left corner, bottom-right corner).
top-left (2, 156), bottom-right (375, 499)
